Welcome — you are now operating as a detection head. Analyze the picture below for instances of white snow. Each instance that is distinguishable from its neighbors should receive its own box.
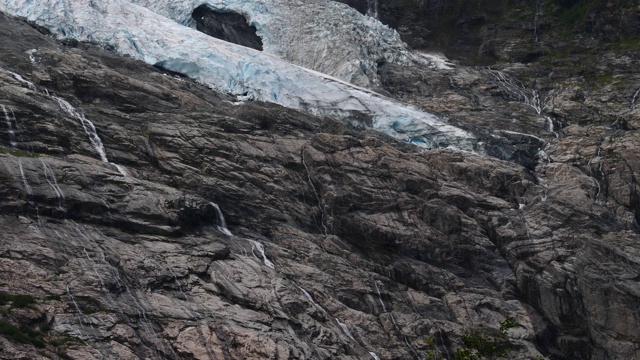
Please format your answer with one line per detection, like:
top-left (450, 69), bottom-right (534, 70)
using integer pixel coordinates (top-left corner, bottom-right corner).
top-left (0, 0), bottom-right (478, 151)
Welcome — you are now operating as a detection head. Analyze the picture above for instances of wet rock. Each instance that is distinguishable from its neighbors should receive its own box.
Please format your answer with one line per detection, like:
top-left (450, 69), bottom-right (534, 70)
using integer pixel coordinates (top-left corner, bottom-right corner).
top-left (0, 7), bottom-right (639, 360)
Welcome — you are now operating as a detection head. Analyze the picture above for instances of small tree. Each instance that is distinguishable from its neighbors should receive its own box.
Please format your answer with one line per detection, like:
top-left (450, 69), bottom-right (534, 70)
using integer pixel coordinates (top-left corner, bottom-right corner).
top-left (426, 317), bottom-right (520, 360)
top-left (454, 317), bottom-right (519, 360)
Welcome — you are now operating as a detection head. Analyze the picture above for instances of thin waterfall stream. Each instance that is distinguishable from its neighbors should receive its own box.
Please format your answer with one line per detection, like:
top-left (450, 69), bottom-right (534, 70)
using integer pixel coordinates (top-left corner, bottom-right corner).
top-left (211, 201), bottom-right (277, 268)
top-left (40, 159), bottom-right (65, 210)
top-left (1, 104), bottom-right (17, 147)
top-left (484, 68), bottom-right (543, 115)
top-left (212, 200), bottom-right (381, 355)
top-left (483, 67), bottom-right (569, 139)
top-left (17, 159), bottom-right (32, 194)
top-left (1, 67), bottom-right (129, 177)
top-left (2, 68), bottom-right (159, 353)
top-left (374, 279), bottom-right (420, 359)
top-left (631, 87), bottom-right (640, 109)
top-left (366, 0), bottom-right (378, 19)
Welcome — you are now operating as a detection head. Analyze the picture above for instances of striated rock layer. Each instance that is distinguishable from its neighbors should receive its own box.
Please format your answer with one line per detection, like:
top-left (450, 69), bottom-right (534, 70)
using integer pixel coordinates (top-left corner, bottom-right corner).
top-left (0, 4), bottom-right (639, 360)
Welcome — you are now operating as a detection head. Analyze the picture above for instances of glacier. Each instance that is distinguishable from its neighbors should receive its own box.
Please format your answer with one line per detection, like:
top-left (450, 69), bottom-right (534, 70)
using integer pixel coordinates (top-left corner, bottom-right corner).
top-left (0, 0), bottom-right (478, 151)
top-left (132, 0), bottom-right (416, 89)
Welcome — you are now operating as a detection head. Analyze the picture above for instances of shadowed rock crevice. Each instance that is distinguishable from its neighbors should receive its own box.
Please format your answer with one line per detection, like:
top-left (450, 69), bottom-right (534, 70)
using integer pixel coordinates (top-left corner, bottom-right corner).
top-left (192, 5), bottom-right (263, 51)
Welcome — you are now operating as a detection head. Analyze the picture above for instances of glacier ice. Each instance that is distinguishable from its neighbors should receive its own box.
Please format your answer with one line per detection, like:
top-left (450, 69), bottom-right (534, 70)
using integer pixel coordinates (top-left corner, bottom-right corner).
top-left (0, 0), bottom-right (478, 151)
top-left (130, 0), bottom-right (416, 89)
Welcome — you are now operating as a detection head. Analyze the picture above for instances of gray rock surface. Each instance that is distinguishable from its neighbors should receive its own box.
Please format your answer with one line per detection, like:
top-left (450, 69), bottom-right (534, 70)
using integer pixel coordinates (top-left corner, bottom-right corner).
top-left (0, 4), bottom-right (639, 360)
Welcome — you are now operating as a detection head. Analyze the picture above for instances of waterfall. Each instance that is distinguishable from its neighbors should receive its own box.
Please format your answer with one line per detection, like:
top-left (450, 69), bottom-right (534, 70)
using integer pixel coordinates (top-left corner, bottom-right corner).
top-left (297, 285), bottom-right (328, 315)
top-left (9, 107), bottom-right (24, 144)
top-left (631, 87), bottom-right (640, 109)
top-left (373, 280), bottom-right (387, 312)
top-left (41, 159), bottom-right (65, 210)
top-left (545, 116), bottom-right (562, 138)
top-left (370, 279), bottom-right (420, 359)
top-left (73, 222), bottom-right (172, 358)
top-left (2, 67), bottom-right (128, 176)
top-left (52, 94), bottom-right (130, 176)
top-left (437, 328), bottom-right (450, 359)
top-left (587, 143), bottom-right (605, 203)
top-left (8, 70), bottom-right (37, 90)
top-left (1, 104), bottom-right (17, 147)
top-left (537, 148), bottom-right (551, 166)
top-left (27, 49), bottom-right (37, 64)
top-left (297, 284), bottom-right (381, 355)
top-left (114, 164), bottom-right (129, 177)
top-left (210, 202), bottom-right (233, 236)
top-left (250, 240), bottom-right (275, 269)
top-left (484, 68), bottom-right (573, 137)
top-left (484, 68), bottom-right (543, 114)
top-left (210, 201), bottom-right (277, 268)
top-left (335, 318), bottom-right (356, 341)
top-left (168, 267), bottom-right (189, 300)
top-left (366, 0), bottom-right (378, 19)
top-left (73, 223), bottom-right (127, 315)
top-left (17, 159), bottom-right (32, 194)
top-left (53, 96), bottom-right (108, 162)
top-left (301, 148), bottom-right (327, 235)
top-left (82, 245), bottom-right (108, 293)
top-left (534, 0), bottom-right (541, 43)
top-left (65, 283), bottom-right (91, 337)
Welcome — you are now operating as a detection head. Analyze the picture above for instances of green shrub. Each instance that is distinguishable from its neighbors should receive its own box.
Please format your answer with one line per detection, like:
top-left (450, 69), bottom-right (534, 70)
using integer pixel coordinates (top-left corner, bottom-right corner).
top-left (426, 317), bottom-right (521, 360)
top-left (0, 148), bottom-right (40, 157)
top-left (0, 292), bottom-right (36, 309)
top-left (0, 321), bottom-right (45, 348)
top-left (454, 317), bottom-right (520, 360)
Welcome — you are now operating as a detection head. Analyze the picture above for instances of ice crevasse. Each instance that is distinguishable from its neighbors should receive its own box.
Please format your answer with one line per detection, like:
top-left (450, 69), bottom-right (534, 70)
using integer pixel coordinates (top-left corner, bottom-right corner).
top-left (132, 0), bottom-right (416, 88)
top-left (0, 0), bottom-right (478, 151)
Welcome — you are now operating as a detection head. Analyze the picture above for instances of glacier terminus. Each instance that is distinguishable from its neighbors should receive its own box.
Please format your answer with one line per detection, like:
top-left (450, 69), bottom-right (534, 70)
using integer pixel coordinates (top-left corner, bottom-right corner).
top-left (0, 0), bottom-right (478, 151)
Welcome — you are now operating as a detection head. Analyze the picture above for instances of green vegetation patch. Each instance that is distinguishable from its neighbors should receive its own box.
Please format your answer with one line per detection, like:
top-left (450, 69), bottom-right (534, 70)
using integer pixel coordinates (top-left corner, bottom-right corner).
top-left (426, 317), bottom-right (521, 360)
top-left (411, 0), bottom-right (511, 45)
top-left (49, 333), bottom-right (85, 347)
top-left (0, 147), bottom-right (40, 157)
top-left (549, 0), bottom-right (637, 27)
top-left (613, 37), bottom-right (640, 50)
top-left (0, 320), bottom-right (45, 348)
top-left (0, 292), bottom-right (36, 309)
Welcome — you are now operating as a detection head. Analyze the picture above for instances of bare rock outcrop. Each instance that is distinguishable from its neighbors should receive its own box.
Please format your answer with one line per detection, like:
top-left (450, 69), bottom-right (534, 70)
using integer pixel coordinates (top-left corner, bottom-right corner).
top-left (0, 6), bottom-right (638, 360)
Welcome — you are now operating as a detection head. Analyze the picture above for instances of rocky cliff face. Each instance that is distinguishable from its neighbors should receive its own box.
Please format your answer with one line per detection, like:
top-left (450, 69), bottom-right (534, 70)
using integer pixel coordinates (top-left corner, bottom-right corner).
top-left (0, 1), bottom-right (639, 360)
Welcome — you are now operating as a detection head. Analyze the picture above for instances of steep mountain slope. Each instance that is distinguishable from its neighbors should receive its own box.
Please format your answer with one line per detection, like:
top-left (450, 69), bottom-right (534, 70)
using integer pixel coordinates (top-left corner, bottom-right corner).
top-left (0, 12), bottom-right (545, 359)
top-left (0, 1), bottom-right (639, 360)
